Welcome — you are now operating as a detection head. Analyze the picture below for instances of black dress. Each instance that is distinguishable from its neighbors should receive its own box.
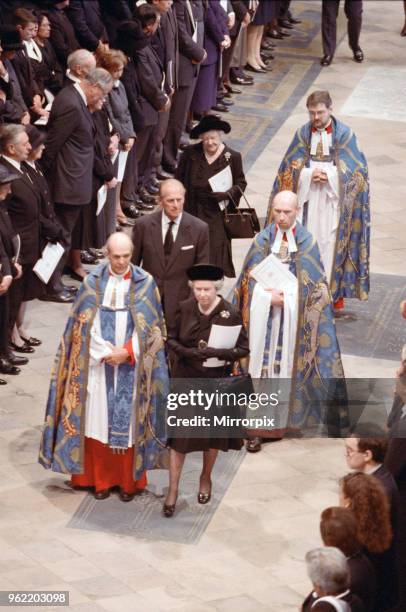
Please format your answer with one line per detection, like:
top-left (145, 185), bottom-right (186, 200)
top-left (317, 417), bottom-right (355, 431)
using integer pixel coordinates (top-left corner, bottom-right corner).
top-left (167, 295), bottom-right (249, 453)
top-left (176, 142), bottom-right (247, 278)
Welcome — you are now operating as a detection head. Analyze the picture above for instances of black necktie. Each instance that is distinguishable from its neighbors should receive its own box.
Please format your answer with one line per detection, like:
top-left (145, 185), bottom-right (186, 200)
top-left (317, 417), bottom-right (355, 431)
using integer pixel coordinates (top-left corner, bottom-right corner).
top-left (164, 220), bottom-right (175, 259)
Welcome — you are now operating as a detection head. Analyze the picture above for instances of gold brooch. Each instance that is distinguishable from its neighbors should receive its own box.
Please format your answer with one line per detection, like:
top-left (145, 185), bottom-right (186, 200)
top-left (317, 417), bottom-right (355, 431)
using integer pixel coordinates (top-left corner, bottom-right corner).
top-left (220, 310), bottom-right (230, 318)
top-left (224, 152), bottom-right (231, 162)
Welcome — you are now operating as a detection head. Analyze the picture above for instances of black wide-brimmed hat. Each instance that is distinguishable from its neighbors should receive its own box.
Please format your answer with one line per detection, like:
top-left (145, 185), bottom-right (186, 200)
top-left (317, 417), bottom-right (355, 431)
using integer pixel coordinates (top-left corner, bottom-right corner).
top-left (187, 264), bottom-right (224, 282)
top-left (26, 125), bottom-right (46, 150)
top-left (190, 115), bottom-right (231, 139)
top-left (0, 26), bottom-right (24, 52)
top-left (0, 165), bottom-right (21, 185)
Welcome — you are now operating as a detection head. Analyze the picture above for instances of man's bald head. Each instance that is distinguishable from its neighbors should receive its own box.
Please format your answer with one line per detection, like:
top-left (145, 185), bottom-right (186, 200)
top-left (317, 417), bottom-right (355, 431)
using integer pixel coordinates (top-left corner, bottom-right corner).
top-left (271, 190), bottom-right (299, 230)
top-left (106, 232), bottom-right (133, 275)
top-left (159, 178), bottom-right (186, 220)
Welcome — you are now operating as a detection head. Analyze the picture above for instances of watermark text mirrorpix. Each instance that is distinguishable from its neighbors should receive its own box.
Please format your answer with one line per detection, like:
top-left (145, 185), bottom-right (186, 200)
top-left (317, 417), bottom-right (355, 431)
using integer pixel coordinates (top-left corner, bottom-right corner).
top-left (166, 389), bottom-right (280, 428)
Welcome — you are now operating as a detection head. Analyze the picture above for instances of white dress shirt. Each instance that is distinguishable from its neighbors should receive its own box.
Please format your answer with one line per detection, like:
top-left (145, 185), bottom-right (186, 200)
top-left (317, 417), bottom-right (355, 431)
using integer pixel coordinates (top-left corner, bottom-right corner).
top-left (161, 212), bottom-right (182, 243)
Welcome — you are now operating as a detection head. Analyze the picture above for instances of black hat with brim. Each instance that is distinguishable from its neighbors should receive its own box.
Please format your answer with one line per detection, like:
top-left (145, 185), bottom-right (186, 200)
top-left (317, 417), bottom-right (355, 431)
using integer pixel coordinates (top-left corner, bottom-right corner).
top-left (0, 26), bottom-right (24, 52)
top-left (190, 115), bottom-right (231, 139)
top-left (187, 264), bottom-right (224, 282)
top-left (0, 165), bottom-right (21, 185)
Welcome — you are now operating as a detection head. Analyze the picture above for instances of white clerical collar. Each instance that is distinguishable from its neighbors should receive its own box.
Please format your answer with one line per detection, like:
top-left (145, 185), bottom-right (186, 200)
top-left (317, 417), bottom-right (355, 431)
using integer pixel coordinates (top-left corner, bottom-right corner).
top-left (73, 82), bottom-right (88, 107)
top-left (271, 223), bottom-right (297, 254)
top-left (108, 265), bottom-right (131, 280)
top-left (2, 155), bottom-right (21, 172)
top-left (310, 119), bottom-right (332, 157)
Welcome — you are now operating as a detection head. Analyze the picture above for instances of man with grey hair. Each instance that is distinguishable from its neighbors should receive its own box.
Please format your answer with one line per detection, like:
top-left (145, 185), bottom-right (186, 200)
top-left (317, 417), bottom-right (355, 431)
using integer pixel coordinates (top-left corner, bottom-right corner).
top-left (302, 547), bottom-right (364, 611)
top-left (66, 49), bottom-right (96, 84)
top-left (40, 67), bottom-right (113, 302)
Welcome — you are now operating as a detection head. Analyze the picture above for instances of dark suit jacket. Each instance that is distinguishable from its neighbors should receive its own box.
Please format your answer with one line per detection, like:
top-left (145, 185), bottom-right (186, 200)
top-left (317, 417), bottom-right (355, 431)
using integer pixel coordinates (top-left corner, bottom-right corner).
top-left (47, 6), bottom-right (80, 67)
top-left (0, 158), bottom-right (42, 265)
top-left (0, 59), bottom-right (28, 123)
top-left (11, 49), bottom-right (41, 109)
top-left (67, 0), bottom-right (109, 51)
top-left (23, 162), bottom-right (66, 247)
top-left (152, 9), bottom-right (179, 91)
top-left (100, 0), bottom-right (132, 45)
top-left (41, 85), bottom-right (94, 206)
top-left (0, 206), bottom-right (18, 279)
top-left (348, 551), bottom-right (376, 612)
top-left (131, 209), bottom-right (209, 321)
top-left (174, 0), bottom-right (206, 86)
top-left (373, 464), bottom-right (399, 533)
top-left (120, 58), bottom-right (145, 133)
top-left (135, 45), bottom-right (167, 127)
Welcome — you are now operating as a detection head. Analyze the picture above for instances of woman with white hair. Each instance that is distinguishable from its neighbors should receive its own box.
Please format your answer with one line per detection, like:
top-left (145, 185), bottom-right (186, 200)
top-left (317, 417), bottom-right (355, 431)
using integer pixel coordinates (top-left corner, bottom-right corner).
top-left (302, 547), bottom-right (365, 611)
top-left (176, 115), bottom-right (247, 278)
top-left (163, 264), bottom-right (249, 518)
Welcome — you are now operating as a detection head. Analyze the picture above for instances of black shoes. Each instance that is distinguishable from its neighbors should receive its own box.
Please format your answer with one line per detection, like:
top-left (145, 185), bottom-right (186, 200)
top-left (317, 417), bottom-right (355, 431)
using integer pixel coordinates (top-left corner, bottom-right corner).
top-left (70, 271), bottom-right (86, 282)
top-left (0, 378), bottom-right (6, 385)
top-left (163, 491), bottom-right (178, 517)
top-left (20, 335), bottom-right (42, 347)
top-left (80, 251), bottom-right (99, 265)
top-left (246, 437), bottom-right (262, 453)
top-left (9, 342), bottom-right (34, 354)
top-left (353, 47), bottom-right (364, 62)
top-left (122, 203), bottom-right (141, 219)
top-left (320, 54), bottom-right (333, 66)
top-left (278, 19), bottom-right (294, 29)
top-left (8, 352), bottom-right (28, 366)
top-left (245, 64), bottom-right (266, 73)
top-left (139, 187), bottom-right (156, 205)
top-left (212, 103), bottom-right (229, 112)
top-left (0, 357), bottom-right (21, 375)
top-left (119, 490), bottom-right (135, 502)
top-left (94, 489), bottom-right (110, 500)
top-left (39, 290), bottom-right (74, 303)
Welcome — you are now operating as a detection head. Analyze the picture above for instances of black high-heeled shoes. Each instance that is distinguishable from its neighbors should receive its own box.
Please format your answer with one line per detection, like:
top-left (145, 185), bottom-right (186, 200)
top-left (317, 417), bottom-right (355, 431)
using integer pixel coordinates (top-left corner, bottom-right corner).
top-left (163, 492), bottom-right (178, 517)
top-left (198, 478), bottom-right (212, 504)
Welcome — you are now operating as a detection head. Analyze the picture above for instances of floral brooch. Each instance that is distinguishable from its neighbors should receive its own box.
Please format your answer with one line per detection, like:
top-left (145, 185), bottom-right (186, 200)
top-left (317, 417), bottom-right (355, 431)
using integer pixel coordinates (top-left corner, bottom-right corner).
top-left (224, 151), bottom-right (231, 162)
top-left (220, 310), bottom-right (230, 318)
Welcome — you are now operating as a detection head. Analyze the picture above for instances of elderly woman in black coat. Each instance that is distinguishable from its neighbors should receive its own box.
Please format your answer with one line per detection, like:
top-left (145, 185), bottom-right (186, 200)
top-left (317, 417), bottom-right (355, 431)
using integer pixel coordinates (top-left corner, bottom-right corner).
top-left (163, 264), bottom-right (249, 518)
top-left (176, 115), bottom-right (247, 277)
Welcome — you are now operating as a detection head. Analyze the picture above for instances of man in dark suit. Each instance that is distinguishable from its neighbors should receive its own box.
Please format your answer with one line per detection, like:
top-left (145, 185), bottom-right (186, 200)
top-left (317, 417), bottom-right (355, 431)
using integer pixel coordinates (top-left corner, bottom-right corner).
top-left (0, 163), bottom-right (27, 377)
top-left (44, 0), bottom-right (80, 68)
top-left (148, 0), bottom-right (179, 189)
top-left (161, 0), bottom-right (206, 176)
top-left (132, 178), bottom-right (209, 322)
top-left (320, 0), bottom-right (363, 66)
top-left (385, 439), bottom-right (406, 610)
top-left (345, 432), bottom-right (399, 611)
top-left (66, 0), bottom-right (109, 53)
top-left (40, 67), bottom-right (113, 301)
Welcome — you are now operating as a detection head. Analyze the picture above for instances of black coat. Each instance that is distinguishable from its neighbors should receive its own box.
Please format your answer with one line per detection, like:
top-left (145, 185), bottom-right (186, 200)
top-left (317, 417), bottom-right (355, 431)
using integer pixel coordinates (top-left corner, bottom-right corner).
top-left (0, 59), bottom-right (28, 123)
top-left (135, 44), bottom-right (167, 127)
top-left (302, 590), bottom-right (365, 612)
top-left (348, 551), bottom-right (376, 612)
top-left (66, 0), bottom-right (108, 52)
top-left (120, 58), bottom-right (145, 133)
top-left (47, 6), bottom-right (80, 67)
top-left (151, 8), bottom-right (179, 91)
top-left (131, 209), bottom-right (209, 322)
top-left (10, 49), bottom-right (41, 109)
top-left (22, 161), bottom-right (66, 248)
top-left (41, 85), bottom-right (94, 206)
top-left (99, 0), bottom-right (132, 45)
top-left (0, 204), bottom-right (18, 278)
top-left (174, 0), bottom-right (206, 86)
top-left (0, 158), bottom-right (42, 265)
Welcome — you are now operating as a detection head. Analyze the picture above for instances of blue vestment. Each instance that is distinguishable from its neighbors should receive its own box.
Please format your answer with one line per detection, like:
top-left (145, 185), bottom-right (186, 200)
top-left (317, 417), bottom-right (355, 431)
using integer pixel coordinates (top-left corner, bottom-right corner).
top-left (233, 222), bottom-right (348, 433)
top-left (39, 263), bottom-right (169, 479)
top-left (267, 117), bottom-right (370, 302)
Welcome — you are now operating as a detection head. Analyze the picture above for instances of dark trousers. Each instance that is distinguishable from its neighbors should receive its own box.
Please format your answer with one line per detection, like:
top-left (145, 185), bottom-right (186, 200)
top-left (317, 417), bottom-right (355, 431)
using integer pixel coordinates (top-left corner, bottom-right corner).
top-left (49, 203), bottom-right (86, 293)
top-left (0, 292), bottom-right (9, 357)
top-left (121, 144), bottom-right (138, 204)
top-left (8, 265), bottom-right (30, 339)
top-left (152, 107), bottom-right (171, 177)
top-left (279, 0), bottom-right (291, 19)
top-left (322, 0), bottom-right (363, 57)
top-left (162, 77), bottom-right (198, 172)
top-left (136, 124), bottom-right (158, 189)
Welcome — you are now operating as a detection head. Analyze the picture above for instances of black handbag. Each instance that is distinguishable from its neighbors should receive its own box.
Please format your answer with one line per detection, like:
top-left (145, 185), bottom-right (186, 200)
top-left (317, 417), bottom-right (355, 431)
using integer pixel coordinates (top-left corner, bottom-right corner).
top-left (223, 186), bottom-right (260, 239)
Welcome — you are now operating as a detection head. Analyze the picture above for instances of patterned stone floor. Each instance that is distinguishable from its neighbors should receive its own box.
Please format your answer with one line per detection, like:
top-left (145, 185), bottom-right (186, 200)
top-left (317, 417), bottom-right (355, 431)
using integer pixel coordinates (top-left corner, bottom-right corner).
top-left (1, 2), bottom-right (405, 610)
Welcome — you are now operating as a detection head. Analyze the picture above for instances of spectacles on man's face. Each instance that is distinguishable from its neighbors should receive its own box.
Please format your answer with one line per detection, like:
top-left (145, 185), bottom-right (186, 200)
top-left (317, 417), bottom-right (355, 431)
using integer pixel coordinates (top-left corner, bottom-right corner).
top-left (344, 445), bottom-right (363, 457)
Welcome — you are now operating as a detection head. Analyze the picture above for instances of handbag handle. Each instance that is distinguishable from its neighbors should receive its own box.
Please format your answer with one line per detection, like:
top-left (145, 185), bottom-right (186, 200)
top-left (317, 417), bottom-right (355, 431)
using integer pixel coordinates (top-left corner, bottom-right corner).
top-left (223, 191), bottom-right (243, 221)
top-left (235, 185), bottom-right (253, 211)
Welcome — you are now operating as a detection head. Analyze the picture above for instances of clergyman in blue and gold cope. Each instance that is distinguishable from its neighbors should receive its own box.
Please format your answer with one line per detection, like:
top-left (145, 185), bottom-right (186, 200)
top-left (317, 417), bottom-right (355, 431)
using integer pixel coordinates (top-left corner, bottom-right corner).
top-left (38, 262), bottom-right (169, 482)
top-left (233, 219), bottom-right (348, 437)
top-left (267, 93), bottom-right (370, 305)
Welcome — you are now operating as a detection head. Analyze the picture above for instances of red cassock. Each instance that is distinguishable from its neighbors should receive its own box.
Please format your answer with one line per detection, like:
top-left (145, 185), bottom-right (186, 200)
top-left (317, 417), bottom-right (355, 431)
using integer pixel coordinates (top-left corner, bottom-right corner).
top-left (71, 438), bottom-right (147, 494)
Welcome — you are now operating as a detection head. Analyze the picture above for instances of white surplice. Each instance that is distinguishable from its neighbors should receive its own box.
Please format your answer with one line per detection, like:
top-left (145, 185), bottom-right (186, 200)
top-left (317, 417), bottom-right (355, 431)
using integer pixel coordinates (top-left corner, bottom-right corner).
top-left (297, 130), bottom-right (340, 283)
top-left (249, 251), bottom-right (298, 379)
top-left (85, 271), bottom-right (139, 445)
